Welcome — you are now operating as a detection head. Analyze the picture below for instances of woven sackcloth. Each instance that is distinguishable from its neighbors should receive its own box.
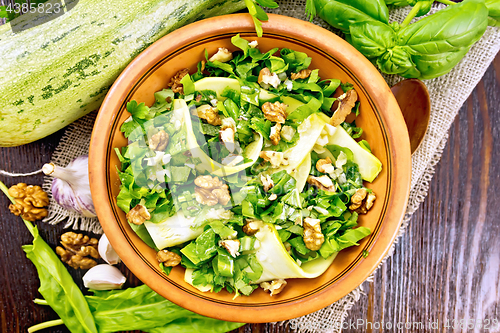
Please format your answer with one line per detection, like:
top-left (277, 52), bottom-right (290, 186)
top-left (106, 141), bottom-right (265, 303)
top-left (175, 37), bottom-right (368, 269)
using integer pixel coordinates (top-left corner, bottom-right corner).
top-left (42, 2), bottom-right (500, 332)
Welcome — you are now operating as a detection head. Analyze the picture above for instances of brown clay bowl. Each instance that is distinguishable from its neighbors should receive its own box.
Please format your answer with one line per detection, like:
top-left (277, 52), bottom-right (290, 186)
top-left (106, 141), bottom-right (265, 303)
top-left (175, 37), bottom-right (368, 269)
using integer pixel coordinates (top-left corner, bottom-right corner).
top-left (89, 13), bottom-right (411, 323)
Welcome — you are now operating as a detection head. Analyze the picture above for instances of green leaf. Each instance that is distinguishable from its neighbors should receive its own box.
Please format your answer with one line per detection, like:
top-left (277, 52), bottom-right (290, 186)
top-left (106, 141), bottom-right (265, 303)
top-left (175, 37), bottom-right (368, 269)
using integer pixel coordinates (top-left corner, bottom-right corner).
top-left (349, 21), bottom-right (396, 58)
top-left (23, 227), bottom-right (98, 333)
top-left (376, 46), bottom-right (420, 77)
top-left (334, 226), bottom-right (371, 251)
top-left (314, 0), bottom-right (389, 33)
top-left (129, 222), bottom-right (158, 250)
top-left (86, 284), bottom-right (244, 333)
top-left (180, 74), bottom-right (195, 95)
top-left (127, 101), bottom-right (150, 119)
top-left (288, 236), bottom-right (310, 255)
top-left (231, 34), bottom-right (250, 56)
top-left (255, 0), bottom-right (279, 9)
top-left (181, 229), bottom-right (218, 264)
top-left (486, 0), bottom-right (500, 26)
top-left (399, 0), bottom-right (488, 55)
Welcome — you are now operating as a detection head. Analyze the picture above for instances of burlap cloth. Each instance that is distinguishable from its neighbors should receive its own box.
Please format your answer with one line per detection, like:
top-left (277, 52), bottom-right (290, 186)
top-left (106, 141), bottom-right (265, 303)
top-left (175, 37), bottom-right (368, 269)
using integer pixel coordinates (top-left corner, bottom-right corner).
top-left (42, 2), bottom-right (500, 332)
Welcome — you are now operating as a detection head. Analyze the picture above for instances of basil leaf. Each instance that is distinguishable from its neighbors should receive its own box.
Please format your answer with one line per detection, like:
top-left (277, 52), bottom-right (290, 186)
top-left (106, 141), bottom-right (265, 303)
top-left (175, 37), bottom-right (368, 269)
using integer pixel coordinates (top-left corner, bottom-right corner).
top-left (486, 0), bottom-right (500, 26)
top-left (398, 0), bottom-right (488, 56)
top-left (312, 0), bottom-right (389, 33)
top-left (376, 46), bottom-right (420, 77)
top-left (349, 21), bottom-right (396, 58)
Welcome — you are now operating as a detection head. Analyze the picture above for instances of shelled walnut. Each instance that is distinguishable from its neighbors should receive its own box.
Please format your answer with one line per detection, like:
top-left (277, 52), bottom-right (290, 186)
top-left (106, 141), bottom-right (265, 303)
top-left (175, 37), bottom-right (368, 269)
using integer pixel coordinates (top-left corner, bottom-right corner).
top-left (197, 104), bottom-right (222, 126)
top-left (303, 217), bottom-right (324, 251)
top-left (8, 183), bottom-right (49, 221)
top-left (356, 192), bottom-right (376, 214)
top-left (148, 130), bottom-right (169, 151)
top-left (330, 89), bottom-right (358, 127)
top-left (194, 175), bottom-right (230, 206)
top-left (126, 204), bottom-right (151, 225)
top-left (262, 101), bottom-right (287, 123)
top-left (157, 250), bottom-right (181, 267)
top-left (349, 188), bottom-right (367, 210)
top-left (260, 279), bottom-right (287, 296)
top-left (56, 232), bottom-right (99, 269)
top-left (167, 68), bottom-right (189, 94)
top-left (291, 69), bottom-right (312, 80)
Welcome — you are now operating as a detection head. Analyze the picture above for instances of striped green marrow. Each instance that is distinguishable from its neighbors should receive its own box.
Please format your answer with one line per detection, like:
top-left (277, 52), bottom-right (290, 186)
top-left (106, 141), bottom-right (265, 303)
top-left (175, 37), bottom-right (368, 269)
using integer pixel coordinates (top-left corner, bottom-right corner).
top-left (0, 0), bottom-right (245, 146)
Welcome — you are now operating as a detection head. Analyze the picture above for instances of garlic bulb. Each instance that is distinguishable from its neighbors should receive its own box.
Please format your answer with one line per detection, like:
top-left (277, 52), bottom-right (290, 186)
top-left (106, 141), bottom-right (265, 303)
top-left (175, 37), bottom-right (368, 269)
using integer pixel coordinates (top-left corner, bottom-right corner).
top-left (82, 264), bottom-right (126, 290)
top-left (42, 155), bottom-right (96, 217)
top-left (98, 233), bottom-right (121, 265)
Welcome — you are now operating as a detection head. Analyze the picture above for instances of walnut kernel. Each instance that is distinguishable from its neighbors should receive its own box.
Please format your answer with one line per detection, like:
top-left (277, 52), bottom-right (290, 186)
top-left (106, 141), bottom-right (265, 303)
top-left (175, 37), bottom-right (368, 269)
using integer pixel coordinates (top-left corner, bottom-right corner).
top-left (355, 192), bottom-right (376, 214)
top-left (260, 174), bottom-right (274, 192)
top-left (8, 183), bottom-right (48, 221)
top-left (260, 279), bottom-right (287, 296)
top-left (349, 188), bottom-right (367, 210)
top-left (149, 130), bottom-right (169, 151)
top-left (269, 123), bottom-right (281, 145)
top-left (157, 250), bottom-right (182, 266)
top-left (330, 89), bottom-right (358, 127)
top-left (220, 117), bottom-right (236, 152)
top-left (291, 69), bottom-right (312, 80)
top-left (262, 101), bottom-right (287, 123)
top-left (243, 220), bottom-right (260, 236)
top-left (303, 217), bottom-right (324, 251)
top-left (219, 239), bottom-right (240, 257)
top-left (167, 68), bottom-right (189, 94)
top-left (258, 67), bottom-right (281, 88)
top-left (307, 175), bottom-right (336, 192)
top-left (57, 232), bottom-right (100, 269)
top-left (197, 104), bottom-right (222, 126)
top-left (126, 204), bottom-right (151, 225)
top-left (316, 157), bottom-right (335, 174)
top-left (194, 175), bottom-right (230, 206)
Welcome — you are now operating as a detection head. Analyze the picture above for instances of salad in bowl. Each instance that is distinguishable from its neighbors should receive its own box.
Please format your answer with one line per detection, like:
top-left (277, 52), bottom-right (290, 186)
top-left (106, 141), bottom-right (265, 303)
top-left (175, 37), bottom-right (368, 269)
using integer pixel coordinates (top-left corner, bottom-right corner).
top-left (114, 34), bottom-right (383, 297)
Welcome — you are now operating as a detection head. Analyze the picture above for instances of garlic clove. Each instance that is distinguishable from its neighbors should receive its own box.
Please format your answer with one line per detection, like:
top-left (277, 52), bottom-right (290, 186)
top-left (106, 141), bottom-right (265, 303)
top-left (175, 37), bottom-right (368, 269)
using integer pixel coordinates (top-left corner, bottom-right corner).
top-left (98, 233), bottom-right (121, 265)
top-left (82, 264), bottom-right (126, 290)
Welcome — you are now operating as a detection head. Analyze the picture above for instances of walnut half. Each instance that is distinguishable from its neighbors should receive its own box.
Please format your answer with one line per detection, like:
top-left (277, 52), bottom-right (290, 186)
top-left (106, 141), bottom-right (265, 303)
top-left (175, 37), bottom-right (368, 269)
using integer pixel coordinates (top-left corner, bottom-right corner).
top-left (262, 101), bottom-right (287, 123)
top-left (8, 183), bottom-right (48, 221)
top-left (291, 69), bottom-right (312, 80)
top-left (149, 130), bottom-right (169, 151)
top-left (126, 204), bottom-right (151, 225)
top-left (56, 231), bottom-right (99, 269)
top-left (260, 279), bottom-right (287, 296)
top-left (168, 68), bottom-right (190, 94)
top-left (356, 192), bottom-right (376, 214)
top-left (194, 175), bottom-right (231, 206)
top-left (330, 89), bottom-right (358, 127)
top-left (197, 104), bottom-right (222, 126)
top-left (303, 217), bottom-right (324, 251)
top-left (307, 175), bottom-right (335, 192)
top-left (157, 250), bottom-right (181, 267)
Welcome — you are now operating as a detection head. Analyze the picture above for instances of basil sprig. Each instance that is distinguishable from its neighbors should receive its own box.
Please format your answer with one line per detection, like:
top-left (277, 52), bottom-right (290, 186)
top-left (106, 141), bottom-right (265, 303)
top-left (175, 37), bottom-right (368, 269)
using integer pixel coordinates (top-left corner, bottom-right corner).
top-left (306, 0), bottom-right (492, 80)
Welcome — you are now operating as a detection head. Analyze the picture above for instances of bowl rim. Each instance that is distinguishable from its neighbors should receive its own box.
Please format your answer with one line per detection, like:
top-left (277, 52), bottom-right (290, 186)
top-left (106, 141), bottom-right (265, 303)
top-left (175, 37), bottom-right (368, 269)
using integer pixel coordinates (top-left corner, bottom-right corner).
top-left (89, 13), bottom-right (411, 323)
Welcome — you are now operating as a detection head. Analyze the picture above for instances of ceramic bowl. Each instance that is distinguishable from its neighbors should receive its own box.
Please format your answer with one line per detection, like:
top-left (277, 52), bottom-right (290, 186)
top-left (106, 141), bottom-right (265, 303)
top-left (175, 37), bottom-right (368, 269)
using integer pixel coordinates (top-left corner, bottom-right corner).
top-left (89, 13), bottom-right (411, 323)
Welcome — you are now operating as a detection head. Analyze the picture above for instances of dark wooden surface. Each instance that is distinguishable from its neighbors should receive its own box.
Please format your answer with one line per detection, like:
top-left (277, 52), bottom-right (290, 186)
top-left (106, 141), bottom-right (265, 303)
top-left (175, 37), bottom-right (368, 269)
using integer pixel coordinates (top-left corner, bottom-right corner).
top-left (1, 42), bottom-right (499, 333)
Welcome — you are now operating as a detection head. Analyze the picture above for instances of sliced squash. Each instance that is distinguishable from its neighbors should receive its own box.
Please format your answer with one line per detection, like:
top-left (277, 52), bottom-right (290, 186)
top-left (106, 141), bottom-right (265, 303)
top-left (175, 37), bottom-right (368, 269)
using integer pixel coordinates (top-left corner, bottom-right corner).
top-left (174, 99), bottom-right (263, 177)
top-left (194, 77), bottom-right (302, 114)
top-left (317, 113), bottom-right (382, 182)
top-left (252, 222), bottom-right (337, 283)
top-left (144, 210), bottom-right (201, 250)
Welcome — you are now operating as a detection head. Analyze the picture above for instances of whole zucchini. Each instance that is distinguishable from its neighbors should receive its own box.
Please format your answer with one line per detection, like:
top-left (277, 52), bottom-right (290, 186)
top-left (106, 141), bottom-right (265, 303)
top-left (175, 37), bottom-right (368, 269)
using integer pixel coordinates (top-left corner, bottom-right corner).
top-left (0, 0), bottom-right (245, 146)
